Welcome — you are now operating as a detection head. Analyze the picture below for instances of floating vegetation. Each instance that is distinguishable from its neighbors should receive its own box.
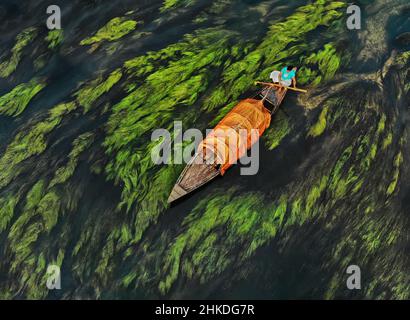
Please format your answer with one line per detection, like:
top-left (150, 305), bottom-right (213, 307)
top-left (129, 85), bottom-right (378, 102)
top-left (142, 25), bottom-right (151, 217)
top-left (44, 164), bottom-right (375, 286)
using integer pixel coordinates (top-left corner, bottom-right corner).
top-left (0, 101), bottom-right (77, 189)
top-left (75, 69), bottom-right (122, 113)
top-left (80, 17), bottom-right (138, 45)
top-left (50, 132), bottom-right (95, 188)
top-left (0, 78), bottom-right (46, 116)
top-left (0, 27), bottom-right (37, 78)
top-left (0, 196), bottom-right (19, 232)
top-left (386, 151), bottom-right (403, 196)
top-left (161, 0), bottom-right (198, 12)
top-left (302, 44), bottom-right (342, 85)
top-left (159, 189), bottom-right (286, 293)
top-left (45, 29), bottom-right (64, 49)
top-left (5, 179), bottom-right (65, 299)
top-left (264, 113), bottom-right (291, 150)
top-left (308, 106), bottom-right (329, 137)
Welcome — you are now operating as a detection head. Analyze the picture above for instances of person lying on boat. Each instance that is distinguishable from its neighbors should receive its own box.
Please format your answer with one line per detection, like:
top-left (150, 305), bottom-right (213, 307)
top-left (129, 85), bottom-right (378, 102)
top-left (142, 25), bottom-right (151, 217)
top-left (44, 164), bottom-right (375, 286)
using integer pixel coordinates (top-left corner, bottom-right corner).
top-left (270, 66), bottom-right (297, 90)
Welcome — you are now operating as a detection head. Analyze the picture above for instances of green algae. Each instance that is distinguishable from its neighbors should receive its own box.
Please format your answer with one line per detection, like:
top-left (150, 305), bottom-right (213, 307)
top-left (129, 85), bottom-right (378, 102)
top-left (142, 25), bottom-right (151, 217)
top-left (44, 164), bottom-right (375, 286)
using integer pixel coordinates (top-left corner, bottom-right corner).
top-left (122, 38), bottom-right (201, 78)
top-left (325, 134), bottom-right (375, 204)
top-left (0, 102), bottom-right (77, 188)
top-left (306, 66), bottom-right (408, 299)
top-left (131, 166), bottom-right (180, 242)
top-left (4, 176), bottom-right (68, 298)
top-left (203, 87), bottom-right (227, 112)
top-left (80, 17), bottom-right (138, 45)
top-left (50, 132), bottom-right (95, 188)
top-left (37, 191), bottom-right (61, 231)
top-left (8, 180), bottom-right (46, 262)
top-left (0, 27), bottom-right (37, 78)
top-left (302, 44), bottom-right (342, 85)
top-left (305, 175), bottom-right (328, 218)
top-left (326, 207), bottom-right (407, 299)
top-left (308, 106), bottom-right (329, 137)
top-left (0, 78), bottom-right (46, 116)
top-left (157, 172), bottom-right (334, 294)
top-left (0, 196), bottom-right (19, 232)
top-left (386, 151), bottom-right (403, 196)
top-left (45, 29), bottom-right (64, 49)
top-left (382, 132), bottom-right (393, 150)
top-left (377, 114), bottom-right (386, 134)
top-left (161, 0), bottom-right (197, 12)
top-left (159, 189), bottom-right (284, 293)
top-left (75, 69), bottom-right (122, 112)
top-left (264, 112), bottom-right (291, 150)
top-left (361, 220), bottom-right (399, 254)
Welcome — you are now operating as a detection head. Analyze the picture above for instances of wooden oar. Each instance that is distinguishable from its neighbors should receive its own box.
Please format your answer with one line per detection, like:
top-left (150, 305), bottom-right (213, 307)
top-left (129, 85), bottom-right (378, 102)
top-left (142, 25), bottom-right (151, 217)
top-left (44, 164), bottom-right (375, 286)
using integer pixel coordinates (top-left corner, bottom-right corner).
top-left (254, 81), bottom-right (308, 93)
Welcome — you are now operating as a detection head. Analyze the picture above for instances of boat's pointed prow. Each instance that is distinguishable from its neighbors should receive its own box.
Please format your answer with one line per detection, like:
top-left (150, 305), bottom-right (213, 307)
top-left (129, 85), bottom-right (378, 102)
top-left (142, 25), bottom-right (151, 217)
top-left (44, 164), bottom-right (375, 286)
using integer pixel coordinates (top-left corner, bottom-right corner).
top-left (167, 153), bottom-right (221, 204)
top-left (168, 184), bottom-right (188, 203)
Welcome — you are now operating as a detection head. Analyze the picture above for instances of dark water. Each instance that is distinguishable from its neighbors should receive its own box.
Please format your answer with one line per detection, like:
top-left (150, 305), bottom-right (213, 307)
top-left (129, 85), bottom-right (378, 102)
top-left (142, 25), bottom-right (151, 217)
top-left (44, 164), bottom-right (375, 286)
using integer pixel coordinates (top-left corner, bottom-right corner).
top-left (0, 0), bottom-right (409, 299)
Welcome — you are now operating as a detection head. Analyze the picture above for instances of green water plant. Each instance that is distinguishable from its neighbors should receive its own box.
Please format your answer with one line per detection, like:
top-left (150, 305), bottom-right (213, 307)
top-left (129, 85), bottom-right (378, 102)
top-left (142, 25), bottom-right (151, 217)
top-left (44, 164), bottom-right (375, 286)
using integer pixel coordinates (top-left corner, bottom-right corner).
top-left (0, 27), bottom-right (37, 78)
top-left (302, 44), bottom-right (342, 85)
top-left (0, 78), bottom-right (46, 116)
top-left (0, 101), bottom-right (77, 188)
top-left (50, 132), bottom-right (95, 187)
top-left (161, 0), bottom-right (198, 12)
top-left (386, 151), bottom-right (403, 196)
top-left (308, 106), bottom-right (329, 137)
top-left (75, 69), bottom-right (122, 113)
top-left (45, 29), bottom-right (64, 49)
top-left (264, 112), bottom-right (291, 150)
top-left (0, 196), bottom-right (19, 232)
top-left (80, 17), bottom-right (138, 45)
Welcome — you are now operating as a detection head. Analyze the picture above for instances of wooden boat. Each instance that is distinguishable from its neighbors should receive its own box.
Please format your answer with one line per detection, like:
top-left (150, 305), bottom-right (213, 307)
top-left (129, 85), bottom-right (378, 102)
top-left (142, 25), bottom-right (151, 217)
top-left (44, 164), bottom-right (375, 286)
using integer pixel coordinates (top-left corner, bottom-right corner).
top-left (168, 83), bottom-right (304, 203)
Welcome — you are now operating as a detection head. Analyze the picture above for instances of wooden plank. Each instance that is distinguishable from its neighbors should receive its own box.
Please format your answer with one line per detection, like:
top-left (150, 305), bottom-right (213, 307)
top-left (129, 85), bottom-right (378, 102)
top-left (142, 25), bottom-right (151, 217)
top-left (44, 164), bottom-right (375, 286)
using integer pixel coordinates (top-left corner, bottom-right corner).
top-left (255, 81), bottom-right (308, 93)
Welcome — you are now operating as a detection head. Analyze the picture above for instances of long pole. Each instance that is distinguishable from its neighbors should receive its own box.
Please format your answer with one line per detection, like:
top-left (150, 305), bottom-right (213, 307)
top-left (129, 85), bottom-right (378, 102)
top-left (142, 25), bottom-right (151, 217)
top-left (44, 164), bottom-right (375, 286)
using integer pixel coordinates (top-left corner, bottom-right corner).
top-left (254, 81), bottom-right (308, 93)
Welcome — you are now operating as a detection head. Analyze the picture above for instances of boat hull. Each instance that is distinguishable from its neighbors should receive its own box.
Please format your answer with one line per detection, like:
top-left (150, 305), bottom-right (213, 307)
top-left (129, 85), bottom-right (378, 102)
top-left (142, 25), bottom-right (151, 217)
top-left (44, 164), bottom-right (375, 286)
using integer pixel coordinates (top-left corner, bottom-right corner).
top-left (168, 153), bottom-right (220, 203)
top-left (168, 86), bottom-right (287, 203)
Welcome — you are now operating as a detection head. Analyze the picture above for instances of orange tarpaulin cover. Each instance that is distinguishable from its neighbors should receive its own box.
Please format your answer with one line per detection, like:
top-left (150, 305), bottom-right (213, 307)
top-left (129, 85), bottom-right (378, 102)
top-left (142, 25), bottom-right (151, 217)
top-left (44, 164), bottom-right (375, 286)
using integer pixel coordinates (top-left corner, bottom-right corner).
top-left (199, 98), bottom-right (271, 175)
